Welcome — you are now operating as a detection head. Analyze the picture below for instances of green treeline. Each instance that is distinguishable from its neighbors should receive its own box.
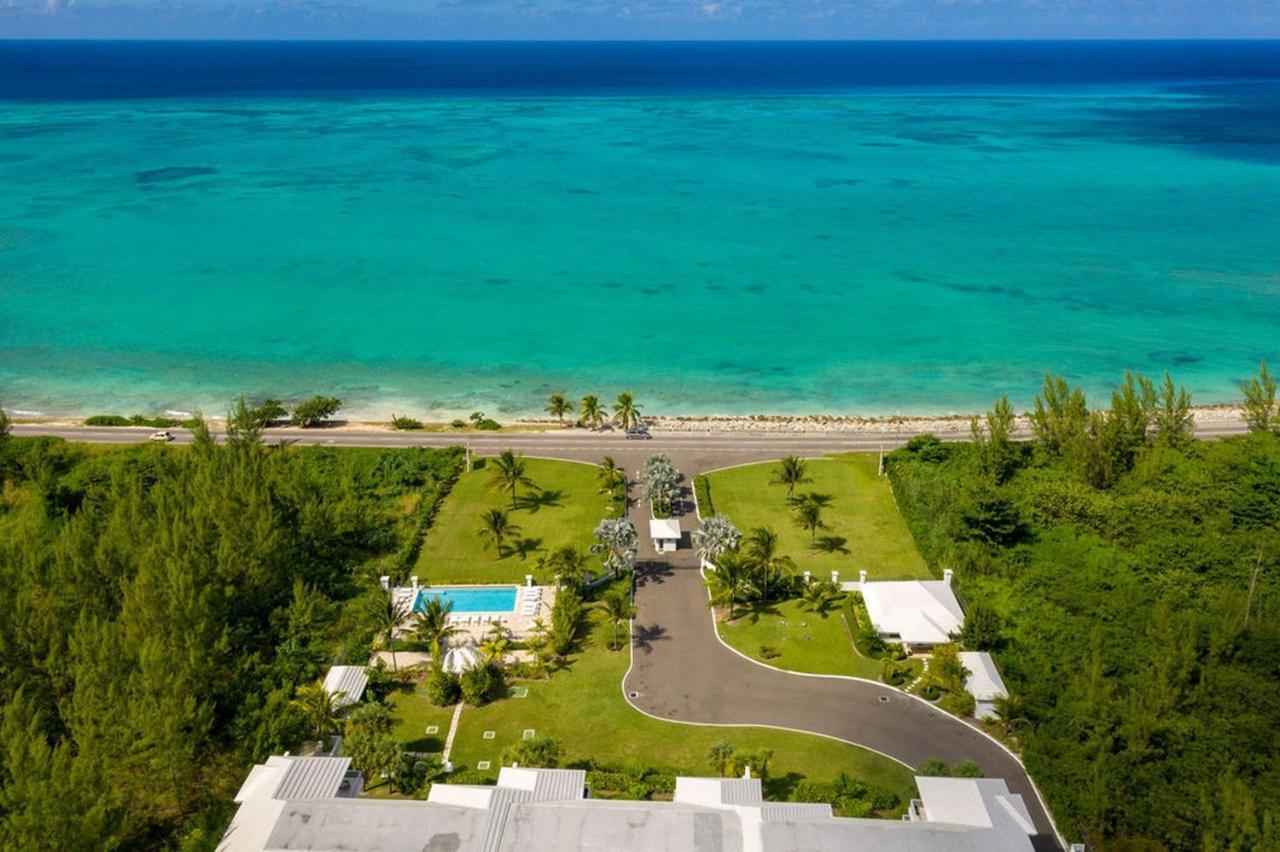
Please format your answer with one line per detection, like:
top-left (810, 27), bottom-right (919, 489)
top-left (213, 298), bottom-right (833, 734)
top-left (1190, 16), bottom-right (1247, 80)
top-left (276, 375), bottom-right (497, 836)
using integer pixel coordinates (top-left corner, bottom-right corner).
top-left (888, 372), bottom-right (1279, 851)
top-left (0, 424), bottom-right (462, 850)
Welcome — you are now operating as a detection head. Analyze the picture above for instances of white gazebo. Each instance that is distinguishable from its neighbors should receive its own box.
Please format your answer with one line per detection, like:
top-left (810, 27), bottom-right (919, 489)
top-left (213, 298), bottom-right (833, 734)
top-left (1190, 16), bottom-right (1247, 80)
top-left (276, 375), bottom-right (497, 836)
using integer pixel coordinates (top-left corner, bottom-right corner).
top-left (649, 518), bottom-right (681, 553)
top-left (441, 643), bottom-right (480, 674)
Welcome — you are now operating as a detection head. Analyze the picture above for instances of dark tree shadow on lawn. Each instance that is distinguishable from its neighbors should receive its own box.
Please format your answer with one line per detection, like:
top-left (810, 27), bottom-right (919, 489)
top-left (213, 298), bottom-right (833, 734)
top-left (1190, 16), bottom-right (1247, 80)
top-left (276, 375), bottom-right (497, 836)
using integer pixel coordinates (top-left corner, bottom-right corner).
top-left (738, 601), bottom-right (785, 625)
top-left (471, 457), bottom-right (488, 471)
top-left (815, 535), bottom-right (850, 555)
top-left (517, 489), bottom-right (563, 513)
top-left (632, 623), bottom-right (669, 655)
top-left (510, 537), bottom-right (543, 560)
top-left (404, 735), bottom-right (445, 752)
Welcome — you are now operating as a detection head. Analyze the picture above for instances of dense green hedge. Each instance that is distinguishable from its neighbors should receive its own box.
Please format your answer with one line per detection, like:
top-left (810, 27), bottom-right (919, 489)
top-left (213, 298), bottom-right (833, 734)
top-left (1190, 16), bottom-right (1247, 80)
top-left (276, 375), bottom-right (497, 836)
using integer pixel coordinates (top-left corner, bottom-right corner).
top-left (693, 474), bottom-right (715, 517)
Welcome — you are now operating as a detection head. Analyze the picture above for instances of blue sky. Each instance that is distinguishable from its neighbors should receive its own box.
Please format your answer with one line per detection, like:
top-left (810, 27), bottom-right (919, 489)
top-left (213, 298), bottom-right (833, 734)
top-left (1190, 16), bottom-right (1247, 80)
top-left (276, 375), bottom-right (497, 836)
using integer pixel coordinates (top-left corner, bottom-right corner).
top-left (2, 0), bottom-right (1278, 40)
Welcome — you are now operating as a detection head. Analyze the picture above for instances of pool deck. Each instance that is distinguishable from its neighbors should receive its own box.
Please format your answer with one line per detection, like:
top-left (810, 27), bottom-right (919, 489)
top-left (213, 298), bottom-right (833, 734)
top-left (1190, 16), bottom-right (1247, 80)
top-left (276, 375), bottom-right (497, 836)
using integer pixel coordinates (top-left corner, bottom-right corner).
top-left (391, 584), bottom-right (558, 644)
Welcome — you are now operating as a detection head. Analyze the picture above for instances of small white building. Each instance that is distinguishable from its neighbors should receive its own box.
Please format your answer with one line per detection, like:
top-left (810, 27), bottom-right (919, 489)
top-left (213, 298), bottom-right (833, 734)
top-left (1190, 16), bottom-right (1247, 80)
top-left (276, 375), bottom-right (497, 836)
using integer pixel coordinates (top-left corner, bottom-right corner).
top-left (958, 651), bottom-right (1009, 720)
top-left (649, 518), bottom-right (681, 553)
top-left (859, 569), bottom-right (964, 650)
top-left (322, 666), bottom-right (368, 709)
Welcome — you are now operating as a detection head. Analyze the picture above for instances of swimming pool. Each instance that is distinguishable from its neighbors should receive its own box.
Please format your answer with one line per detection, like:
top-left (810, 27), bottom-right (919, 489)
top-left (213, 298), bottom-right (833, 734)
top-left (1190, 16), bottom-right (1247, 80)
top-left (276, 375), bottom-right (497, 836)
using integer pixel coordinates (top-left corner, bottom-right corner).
top-left (414, 585), bottom-right (518, 614)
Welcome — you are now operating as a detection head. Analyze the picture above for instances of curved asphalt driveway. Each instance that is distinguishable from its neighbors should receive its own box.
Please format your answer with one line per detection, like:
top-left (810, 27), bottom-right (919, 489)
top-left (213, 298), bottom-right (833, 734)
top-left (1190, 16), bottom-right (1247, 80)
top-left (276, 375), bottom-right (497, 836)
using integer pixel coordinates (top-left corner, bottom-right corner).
top-left (622, 555), bottom-right (1061, 850)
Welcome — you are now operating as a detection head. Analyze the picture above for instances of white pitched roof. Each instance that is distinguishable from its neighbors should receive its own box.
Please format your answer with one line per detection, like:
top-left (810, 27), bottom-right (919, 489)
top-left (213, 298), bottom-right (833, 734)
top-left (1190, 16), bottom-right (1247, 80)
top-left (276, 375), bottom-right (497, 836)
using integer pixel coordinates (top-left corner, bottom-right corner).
top-left (649, 518), bottom-right (681, 540)
top-left (959, 652), bottom-right (1008, 702)
top-left (914, 777), bottom-right (1035, 852)
top-left (861, 580), bottom-right (963, 645)
top-left (322, 666), bottom-right (368, 708)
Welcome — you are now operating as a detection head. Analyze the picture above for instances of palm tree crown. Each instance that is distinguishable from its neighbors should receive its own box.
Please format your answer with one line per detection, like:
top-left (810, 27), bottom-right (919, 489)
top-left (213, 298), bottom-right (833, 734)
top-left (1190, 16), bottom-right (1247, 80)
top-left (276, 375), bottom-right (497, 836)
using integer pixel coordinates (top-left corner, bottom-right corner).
top-left (488, 450), bottom-right (538, 509)
top-left (545, 393), bottom-right (574, 423)
top-left (412, 597), bottom-right (460, 659)
top-left (613, 392), bottom-right (642, 430)
top-left (368, 591), bottom-right (411, 670)
top-left (478, 508), bottom-right (521, 558)
top-left (596, 588), bottom-right (636, 650)
top-left (770, 455), bottom-right (812, 501)
top-left (579, 394), bottom-right (605, 429)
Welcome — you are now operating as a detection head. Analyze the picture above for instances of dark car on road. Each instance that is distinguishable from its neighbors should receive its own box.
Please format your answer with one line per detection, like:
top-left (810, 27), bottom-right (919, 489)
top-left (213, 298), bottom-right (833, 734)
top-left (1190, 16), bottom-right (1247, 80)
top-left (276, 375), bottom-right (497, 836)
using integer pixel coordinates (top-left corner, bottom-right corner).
top-left (625, 427), bottom-right (652, 440)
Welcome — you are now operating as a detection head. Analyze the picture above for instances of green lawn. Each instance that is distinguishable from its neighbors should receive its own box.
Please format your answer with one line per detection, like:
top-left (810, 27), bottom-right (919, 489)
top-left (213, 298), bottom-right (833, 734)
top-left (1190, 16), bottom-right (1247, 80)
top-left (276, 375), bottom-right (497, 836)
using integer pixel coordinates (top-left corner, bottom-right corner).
top-left (703, 454), bottom-right (931, 581)
top-left (440, 582), bottom-right (915, 810)
top-left (716, 597), bottom-right (882, 679)
top-left (387, 682), bottom-right (458, 753)
top-left (415, 457), bottom-right (613, 584)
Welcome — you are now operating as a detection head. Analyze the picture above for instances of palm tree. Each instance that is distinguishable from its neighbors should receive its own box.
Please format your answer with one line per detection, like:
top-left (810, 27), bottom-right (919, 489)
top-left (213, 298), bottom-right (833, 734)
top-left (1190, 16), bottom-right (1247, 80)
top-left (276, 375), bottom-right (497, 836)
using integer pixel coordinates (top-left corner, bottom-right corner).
top-left (798, 580), bottom-right (842, 616)
top-left (291, 680), bottom-right (345, 742)
top-left (704, 552), bottom-right (756, 619)
top-left (479, 634), bottom-right (511, 669)
top-left (411, 597), bottom-right (460, 660)
top-left (488, 450), bottom-right (538, 509)
top-left (549, 545), bottom-right (590, 591)
top-left (991, 694), bottom-right (1030, 736)
top-left (770, 455), bottom-right (811, 502)
top-left (579, 394), bottom-right (605, 430)
top-left (545, 393), bottom-right (574, 424)
top-left (708, 741), bottom-right (736, 777)
top-left (368, 591), bottom-right (410, 671)
top-left (792, 494), bottom-right (827, 546)
top-left (596, 588), bottom-right (636, 650)
top-left (597, 456), bottom-right (626, 496)
top-left (744, 527), bottom-right (796, 601)
top-left (478, 508), bottom-right (520, 558)
top-left (613, 392), bottom-right (641, 430)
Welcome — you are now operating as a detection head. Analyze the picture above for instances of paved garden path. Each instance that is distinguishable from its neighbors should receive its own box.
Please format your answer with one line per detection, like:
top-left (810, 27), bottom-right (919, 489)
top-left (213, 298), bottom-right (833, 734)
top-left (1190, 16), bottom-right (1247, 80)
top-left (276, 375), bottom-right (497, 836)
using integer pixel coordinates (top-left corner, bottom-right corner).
top-left (619, 489), bottom-right (1062, 850)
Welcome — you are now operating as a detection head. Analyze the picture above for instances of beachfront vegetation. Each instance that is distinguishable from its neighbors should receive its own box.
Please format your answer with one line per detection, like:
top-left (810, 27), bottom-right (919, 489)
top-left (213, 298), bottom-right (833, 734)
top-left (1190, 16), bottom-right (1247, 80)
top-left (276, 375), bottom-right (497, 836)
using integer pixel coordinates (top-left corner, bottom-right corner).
top-left (391, 413), bottom-right (426, 430)
top-left (291, 395), bottom-right (342, 427)
top-left (701, 454), bottom-right (932, 581)
top-left (545, 393), bottom-right (574, 424)
top-left (888, 371), bottom-right (1280, 850)
top-left (84, 412), bottom-right (204, 428)
top-left (578, 394), bottom-right (605, 429)
top-left (1241, 358), bottom-right (1278, 433)
top-left (0, 431), bottom-right (463, 849)
top-left (613, 392), bottom-right (641, 429)
top-left (415, 456), bottom-right (611, 584)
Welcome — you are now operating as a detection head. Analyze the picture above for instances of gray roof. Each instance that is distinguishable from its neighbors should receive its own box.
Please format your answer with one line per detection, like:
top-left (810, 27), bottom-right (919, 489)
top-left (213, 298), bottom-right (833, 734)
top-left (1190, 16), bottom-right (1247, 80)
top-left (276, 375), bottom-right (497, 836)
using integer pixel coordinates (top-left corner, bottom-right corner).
top-left (223, 764), bottom-right (1035, 852)
top-left (264, 799), bottom-right (489, 851)
top-left (498, 800), bottom-right (743, 852)
top-left (272, 757), bottom-right (351, 800)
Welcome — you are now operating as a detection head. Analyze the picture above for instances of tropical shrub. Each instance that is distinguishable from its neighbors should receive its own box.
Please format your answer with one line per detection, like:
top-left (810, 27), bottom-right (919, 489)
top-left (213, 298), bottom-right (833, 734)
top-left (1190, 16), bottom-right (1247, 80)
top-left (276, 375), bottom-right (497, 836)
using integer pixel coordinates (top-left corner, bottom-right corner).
top-left (425, 668), bottom-right (461, 707)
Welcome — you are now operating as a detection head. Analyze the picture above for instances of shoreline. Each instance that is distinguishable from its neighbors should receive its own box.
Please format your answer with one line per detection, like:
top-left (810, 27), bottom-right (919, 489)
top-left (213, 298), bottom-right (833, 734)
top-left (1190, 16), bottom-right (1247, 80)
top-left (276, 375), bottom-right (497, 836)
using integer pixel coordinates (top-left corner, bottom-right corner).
top-left (8, 403), bottom-right (1249, 436)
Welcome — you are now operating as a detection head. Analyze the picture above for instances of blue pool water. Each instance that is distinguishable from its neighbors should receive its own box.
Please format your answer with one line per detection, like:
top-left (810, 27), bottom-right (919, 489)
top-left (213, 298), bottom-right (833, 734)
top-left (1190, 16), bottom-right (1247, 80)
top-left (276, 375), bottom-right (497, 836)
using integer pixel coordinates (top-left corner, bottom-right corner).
top-left (1, 42), bottom-right (1279, 417)
top-left (414, 586), bottom-right (518, 614)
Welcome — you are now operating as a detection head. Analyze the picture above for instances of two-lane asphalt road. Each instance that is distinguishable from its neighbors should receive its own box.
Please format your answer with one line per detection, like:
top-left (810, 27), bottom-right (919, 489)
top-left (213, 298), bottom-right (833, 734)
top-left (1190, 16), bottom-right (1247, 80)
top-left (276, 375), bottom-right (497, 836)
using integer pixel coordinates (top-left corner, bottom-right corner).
top-left (10, 416), bottom-right (1249, 464)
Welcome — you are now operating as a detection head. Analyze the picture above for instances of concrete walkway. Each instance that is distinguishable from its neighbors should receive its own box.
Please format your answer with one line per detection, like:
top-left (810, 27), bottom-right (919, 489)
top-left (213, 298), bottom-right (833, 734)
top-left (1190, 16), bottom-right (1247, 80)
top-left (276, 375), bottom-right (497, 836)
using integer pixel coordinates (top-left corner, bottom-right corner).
top-left (618, 485), bottom-right (1062, 850)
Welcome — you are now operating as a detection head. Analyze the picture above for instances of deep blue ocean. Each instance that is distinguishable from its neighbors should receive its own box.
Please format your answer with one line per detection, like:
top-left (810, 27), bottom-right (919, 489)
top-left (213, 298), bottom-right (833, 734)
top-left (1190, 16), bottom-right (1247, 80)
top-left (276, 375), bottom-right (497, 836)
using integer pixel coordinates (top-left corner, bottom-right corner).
top-left (1, 41), bottom-right (1278, 418)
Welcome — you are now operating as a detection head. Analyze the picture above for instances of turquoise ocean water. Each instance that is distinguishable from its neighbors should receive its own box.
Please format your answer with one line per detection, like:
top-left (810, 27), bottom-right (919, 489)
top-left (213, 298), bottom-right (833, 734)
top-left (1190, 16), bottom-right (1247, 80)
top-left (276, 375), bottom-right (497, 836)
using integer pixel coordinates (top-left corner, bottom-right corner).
top-left (2, 42), bottom-right (1278, 418)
